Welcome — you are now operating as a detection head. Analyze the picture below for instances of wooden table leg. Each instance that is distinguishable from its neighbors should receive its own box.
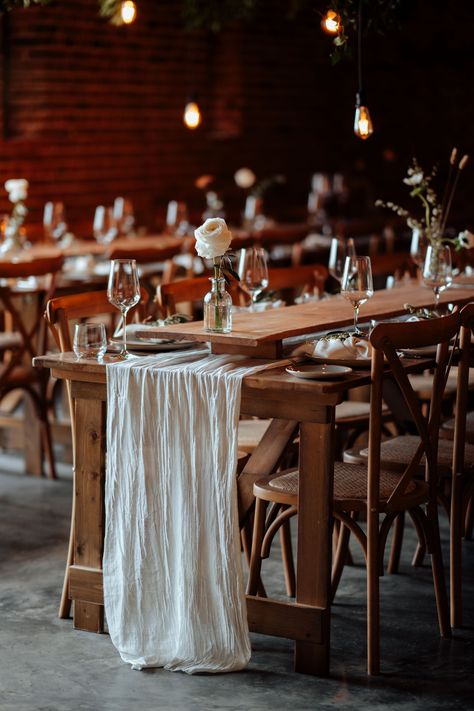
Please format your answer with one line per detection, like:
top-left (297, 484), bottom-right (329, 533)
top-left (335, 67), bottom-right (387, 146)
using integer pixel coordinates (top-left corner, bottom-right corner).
top-left (295, 413), bottom-right (335, 675)
top-left (71, 387), bottom-right (106, 633)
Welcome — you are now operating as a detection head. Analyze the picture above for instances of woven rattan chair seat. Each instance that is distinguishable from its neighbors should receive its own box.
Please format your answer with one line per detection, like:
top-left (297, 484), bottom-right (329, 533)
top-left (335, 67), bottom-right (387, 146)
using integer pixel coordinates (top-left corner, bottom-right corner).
top-left (260, 463), bottom-right (418, 510)
top-left (441, 410), bottom-right (474, 436)
top-left (356, 435), bottom-right (474, 472)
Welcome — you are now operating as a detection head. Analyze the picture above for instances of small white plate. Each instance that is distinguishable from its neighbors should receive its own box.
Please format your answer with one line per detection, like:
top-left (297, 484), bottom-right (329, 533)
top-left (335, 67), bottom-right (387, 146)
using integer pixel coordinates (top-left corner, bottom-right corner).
top-left (286, 363), bottom-right (352, 380)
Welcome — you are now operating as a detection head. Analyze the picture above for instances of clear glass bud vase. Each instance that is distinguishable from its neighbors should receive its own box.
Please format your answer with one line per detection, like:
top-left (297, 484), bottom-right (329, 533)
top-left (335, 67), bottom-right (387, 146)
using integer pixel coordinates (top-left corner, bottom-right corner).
top-left (203, 277), bottom-right (232, 333)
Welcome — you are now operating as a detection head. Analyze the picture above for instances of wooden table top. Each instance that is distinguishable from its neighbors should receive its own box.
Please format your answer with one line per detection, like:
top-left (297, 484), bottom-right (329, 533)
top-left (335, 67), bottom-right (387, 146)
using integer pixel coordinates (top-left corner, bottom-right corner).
top-left (135, 284), bottom-right (474, 357)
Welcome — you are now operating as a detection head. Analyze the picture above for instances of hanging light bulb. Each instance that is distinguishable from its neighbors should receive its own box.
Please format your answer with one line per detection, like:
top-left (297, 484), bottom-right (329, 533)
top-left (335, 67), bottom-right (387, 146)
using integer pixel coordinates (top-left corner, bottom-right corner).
top-left (353, 1), bottom-right (374, 140)
top-left (120, 1), bottom-right (137, 24)
top-left (354, 92), bottom-right (373, 140)
top-left (321, 9), bottom-right (341, 35)
top-left (183, 100), bottom-right (201, 130)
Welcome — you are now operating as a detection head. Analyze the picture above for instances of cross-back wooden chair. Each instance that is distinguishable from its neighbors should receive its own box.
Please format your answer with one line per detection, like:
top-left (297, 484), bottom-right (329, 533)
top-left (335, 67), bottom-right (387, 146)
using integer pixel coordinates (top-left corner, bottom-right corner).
top-left (247, 311), bottom-right (460, 675)
top-left (345, 304), bottom-right (474, 628)
top-left (44, 287), bottom-right (148, 620)
top-left (0, 254), bottom-right (64, 479)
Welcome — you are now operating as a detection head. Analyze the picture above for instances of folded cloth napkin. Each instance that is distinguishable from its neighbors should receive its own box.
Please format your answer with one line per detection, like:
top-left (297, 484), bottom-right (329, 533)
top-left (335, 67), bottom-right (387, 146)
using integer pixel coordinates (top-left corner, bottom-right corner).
top-left (105, 350), bottom-right (273, 674)
top-left (309, 333), bottom-right (372, 360)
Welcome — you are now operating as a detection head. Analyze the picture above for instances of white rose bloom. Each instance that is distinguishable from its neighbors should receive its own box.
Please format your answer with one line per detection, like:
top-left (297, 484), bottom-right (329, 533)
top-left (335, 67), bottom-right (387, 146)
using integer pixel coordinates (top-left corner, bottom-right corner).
top-left (195, 217), bottom-right (232, 259)
top-left (5, 178), bottom-right (29, 202)
top-left (403, 173), bottom-right (423, 187)
top-left (459, 230), bottom-right (474, 248)
top-left (234, 167), bottom-right (256, 189)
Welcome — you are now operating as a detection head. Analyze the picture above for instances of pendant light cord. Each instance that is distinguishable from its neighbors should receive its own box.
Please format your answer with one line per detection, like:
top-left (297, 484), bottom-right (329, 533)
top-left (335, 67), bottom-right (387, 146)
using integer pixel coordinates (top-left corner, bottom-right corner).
top-left (357, 0), bottom-right (363, 93)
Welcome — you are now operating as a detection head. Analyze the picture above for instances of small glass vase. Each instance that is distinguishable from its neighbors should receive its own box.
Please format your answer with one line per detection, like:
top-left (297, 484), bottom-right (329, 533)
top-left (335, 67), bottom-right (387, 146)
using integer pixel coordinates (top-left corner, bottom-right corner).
top-left (203, 277), bottom-right (232, 333)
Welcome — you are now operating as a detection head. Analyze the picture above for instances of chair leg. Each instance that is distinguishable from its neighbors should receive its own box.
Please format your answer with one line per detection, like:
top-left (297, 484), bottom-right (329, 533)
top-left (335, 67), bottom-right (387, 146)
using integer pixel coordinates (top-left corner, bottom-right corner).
top-left (425, 504), bottom-right (451, 638)
top-left (387, 511), bottom-right (405, 574)
top-left (246, 498), bottom-right (268, 596)
top-left (331, 519), bottom-right (351, 601)
top-left (279, 518), bottom-right (295, 597)
top-left (450, 473), bottom-right (465, 628)
top-left (367, 510), bottom-right (380, 675)
top-left (464, 491), bottom-right (473, 540)
top-left (58, 519), bottom-right (74, 619)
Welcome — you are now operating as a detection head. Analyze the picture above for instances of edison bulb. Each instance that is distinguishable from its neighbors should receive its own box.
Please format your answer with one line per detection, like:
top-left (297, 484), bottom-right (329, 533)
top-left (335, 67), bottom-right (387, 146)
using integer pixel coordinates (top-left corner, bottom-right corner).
top-left (321, 10), bottom-right (341, 35)
top-left (354, 104), bottom-right (374, 140)
top-left (183, 101), bottom-right (201, 129)
top-left (120, 1), bottom-right (137, 24)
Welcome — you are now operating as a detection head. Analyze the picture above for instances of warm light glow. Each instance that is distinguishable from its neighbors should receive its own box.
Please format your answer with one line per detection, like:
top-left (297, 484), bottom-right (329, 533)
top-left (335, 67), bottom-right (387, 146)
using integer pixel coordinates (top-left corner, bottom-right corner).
top-left (183, 101), bottom-right (201, 129)
top-left (120, 1), bottom-right (137, 24)
top-left (354, 104), bottom-right (374, 140)
top-left (321, 10), bottom-right (341, 35)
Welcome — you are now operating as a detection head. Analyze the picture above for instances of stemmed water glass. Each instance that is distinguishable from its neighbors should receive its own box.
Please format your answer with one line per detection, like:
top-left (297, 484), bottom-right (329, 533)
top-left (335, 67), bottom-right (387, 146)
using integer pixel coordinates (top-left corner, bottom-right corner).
top-left (422, 245), bottom-right (453, 311)
top-left (43, 201), bottom-right (68, 244)
top-left (340, 255), bottom-right (374, 335)
top-left (107, 259), bottom-right (141, 358)
top-left (93, 206), bottom-right (118, 244)
top-left (410, 228), bottom-right (428, 276)
top-left (328, 237), bottom-right (356, 290)
top-left (237, 247), bottom-right (269, 310)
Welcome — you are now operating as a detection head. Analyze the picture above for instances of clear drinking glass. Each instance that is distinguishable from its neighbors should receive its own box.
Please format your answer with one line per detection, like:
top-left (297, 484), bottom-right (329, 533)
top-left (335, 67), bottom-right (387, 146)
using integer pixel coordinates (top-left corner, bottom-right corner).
top-left (340, 255), bottom-right (374, 334)
top-left (43, 201), bottom-right (68, 244)
top-left (73, 322), bottom-right (107, 360)
top-left (410, 228), bottom-right (427, 274)
top-left (107, 259), bottom-right (141, 358)
top-left (328, 237), bottom-right (356, 288)
top-left (93, 205), bottom-right (118, 244)
top-left (422, 244), bottom-right (453, 310)
top-left (237, 247), bottom-right (269, 310)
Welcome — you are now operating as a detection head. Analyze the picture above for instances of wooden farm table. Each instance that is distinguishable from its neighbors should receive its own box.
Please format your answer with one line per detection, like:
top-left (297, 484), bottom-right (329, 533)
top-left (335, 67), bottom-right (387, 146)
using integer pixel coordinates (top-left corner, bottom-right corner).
top-left (34, 350), bottom-right (377, 676)
top-left (33, 286), bottom-right (474, 676)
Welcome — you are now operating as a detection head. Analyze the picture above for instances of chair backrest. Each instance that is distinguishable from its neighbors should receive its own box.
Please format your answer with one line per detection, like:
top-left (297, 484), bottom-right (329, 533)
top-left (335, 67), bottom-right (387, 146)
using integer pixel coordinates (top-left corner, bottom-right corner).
top-left (45, 287), bottom-right (148, 353)
top-left (156, 276), bottom-right (240, 318)
top-left (0, 255), bottom-right (64, 372)
top-left (106, 244), bottom-right (183, 285)
top-left (369, 310), bottom-right (461, 510)
top-left (452, 303), bottom-right (474, 476)
top-left (266, 264), bottom-right (329, 301)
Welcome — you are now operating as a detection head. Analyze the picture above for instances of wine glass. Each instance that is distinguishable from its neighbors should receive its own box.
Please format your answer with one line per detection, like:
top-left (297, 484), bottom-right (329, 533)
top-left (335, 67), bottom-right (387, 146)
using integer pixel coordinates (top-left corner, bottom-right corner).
top-left (93, 205), bottom-right (118, 244)
top-left (410, 228), bottom-right (427, 275)
top-left (237, 247), bottom-right (269, 310)
top-left (107, 259), bottom-right (141, 358)
top-left (340, 255), bottom-right (374, 335)
top-left (328, 237), bottom-right (356, 289)
top-left (422, 245), bottom-right (453, 311)
top-left (43, 202), bottom-right (68, 244)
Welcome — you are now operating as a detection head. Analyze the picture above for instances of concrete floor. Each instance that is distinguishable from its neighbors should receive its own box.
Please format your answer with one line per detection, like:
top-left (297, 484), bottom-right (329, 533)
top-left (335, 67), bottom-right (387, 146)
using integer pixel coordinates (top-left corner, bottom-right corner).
top-left (1, 458), bottom-right (473, 711)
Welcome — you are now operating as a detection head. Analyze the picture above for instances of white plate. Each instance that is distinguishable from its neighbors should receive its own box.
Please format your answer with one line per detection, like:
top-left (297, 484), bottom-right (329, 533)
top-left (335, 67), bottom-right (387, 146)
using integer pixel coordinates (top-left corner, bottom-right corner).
top-left (400, 345), bottom-right (438, 358)
top-left (306, 354), bottom-right (372, 368)
top-left (286, 363), bottom-right (352, 380)
top-left (110, 337), bottom-right (197, 352)
top-left (111, 324), bottom-right (197, 352)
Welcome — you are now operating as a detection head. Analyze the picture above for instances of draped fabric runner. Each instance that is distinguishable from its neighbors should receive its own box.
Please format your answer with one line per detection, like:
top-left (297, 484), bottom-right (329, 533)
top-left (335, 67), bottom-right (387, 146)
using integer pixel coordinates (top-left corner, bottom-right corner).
top-left (104, 350), bottom-right (267, 673)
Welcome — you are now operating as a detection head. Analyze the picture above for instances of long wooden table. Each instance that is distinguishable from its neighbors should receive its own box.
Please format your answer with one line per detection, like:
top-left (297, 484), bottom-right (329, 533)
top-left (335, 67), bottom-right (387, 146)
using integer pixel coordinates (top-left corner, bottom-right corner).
top-left (33, 286), bottom-right (474, 676)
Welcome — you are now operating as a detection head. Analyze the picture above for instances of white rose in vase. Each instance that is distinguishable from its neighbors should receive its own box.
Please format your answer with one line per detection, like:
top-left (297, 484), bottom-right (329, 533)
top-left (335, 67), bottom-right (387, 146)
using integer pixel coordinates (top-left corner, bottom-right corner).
top-left (5, 178), bottom-right (29, 203)
top-left (194, 217), bottom-right (232, 260)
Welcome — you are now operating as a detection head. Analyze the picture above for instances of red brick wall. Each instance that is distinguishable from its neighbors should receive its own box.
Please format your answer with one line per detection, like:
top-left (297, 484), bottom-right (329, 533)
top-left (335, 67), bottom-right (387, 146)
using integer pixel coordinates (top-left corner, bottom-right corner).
top-left (0, 0), bottom-right (472, 237)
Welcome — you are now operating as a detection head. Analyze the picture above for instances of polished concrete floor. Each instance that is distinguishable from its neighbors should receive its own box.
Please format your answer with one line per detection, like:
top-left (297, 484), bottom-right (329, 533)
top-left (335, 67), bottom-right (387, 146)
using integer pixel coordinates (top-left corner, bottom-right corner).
top-left (1, 457), bottom-right (473, 711)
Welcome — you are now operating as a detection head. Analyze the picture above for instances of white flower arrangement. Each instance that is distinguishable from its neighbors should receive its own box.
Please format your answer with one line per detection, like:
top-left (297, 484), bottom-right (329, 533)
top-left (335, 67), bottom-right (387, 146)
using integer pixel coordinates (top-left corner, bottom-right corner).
top-left (2, 178), bottom-right (29, 251)
top-left (376, 149), bottom-right (469, 250)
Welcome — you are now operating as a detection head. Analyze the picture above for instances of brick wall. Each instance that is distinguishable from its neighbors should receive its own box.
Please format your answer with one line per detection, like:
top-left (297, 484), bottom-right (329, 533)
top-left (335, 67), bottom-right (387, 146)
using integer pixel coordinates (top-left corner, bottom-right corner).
top-left (0, 0), bottom-right (472, 237)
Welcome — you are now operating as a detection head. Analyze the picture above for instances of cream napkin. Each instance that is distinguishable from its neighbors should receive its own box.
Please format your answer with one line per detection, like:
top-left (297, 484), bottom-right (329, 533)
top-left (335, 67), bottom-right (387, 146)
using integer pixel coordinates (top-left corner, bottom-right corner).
top-left (309, 334), bottom-right (372, 360)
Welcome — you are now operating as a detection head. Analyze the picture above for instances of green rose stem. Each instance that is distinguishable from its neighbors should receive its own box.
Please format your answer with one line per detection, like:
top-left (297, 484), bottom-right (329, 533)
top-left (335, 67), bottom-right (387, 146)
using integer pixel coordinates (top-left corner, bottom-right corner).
top-left (212, 255), bottom-right (223, 331)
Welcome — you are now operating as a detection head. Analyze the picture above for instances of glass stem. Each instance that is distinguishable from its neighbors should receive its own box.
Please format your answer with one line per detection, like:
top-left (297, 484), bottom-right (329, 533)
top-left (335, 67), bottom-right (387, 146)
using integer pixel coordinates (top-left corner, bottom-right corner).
top-left (434, 287), bottom-right (440, 310)
top-left (121, 309), bottom-right (128, 356)
top-left (353, 303), bottom-right (359, 333)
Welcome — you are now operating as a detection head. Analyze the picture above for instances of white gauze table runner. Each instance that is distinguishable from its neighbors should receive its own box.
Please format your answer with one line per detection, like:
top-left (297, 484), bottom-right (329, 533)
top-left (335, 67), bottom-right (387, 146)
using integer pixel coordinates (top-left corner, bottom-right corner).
top-left (104, 349), bottom-right (268, 673)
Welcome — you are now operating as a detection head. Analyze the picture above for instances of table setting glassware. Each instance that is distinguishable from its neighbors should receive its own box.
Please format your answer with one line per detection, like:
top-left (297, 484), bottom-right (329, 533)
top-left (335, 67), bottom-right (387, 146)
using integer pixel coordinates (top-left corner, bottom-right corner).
top-left (43, 201), bottom-right (68, 245)
top-left (93, 205), bottom-right (118, 244)
top-left (328, 237), bottom-right (356, 290)
top-left (340, 255), bottom-right (374, 334)
top-left (237, 247), bottom-right (269, 310)
top-left (422, 244), bottom-right (453, 310)
top-left (73, 322), bottom-right (107, 360)
top-left (107, 259), bottom-right (141, 358)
